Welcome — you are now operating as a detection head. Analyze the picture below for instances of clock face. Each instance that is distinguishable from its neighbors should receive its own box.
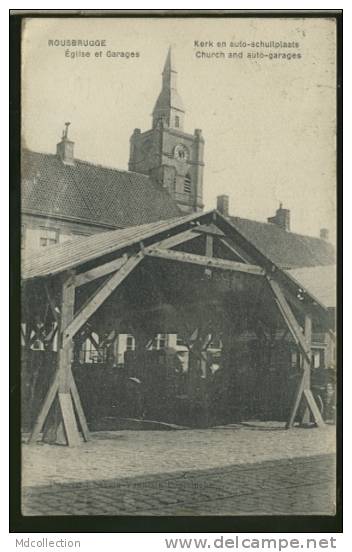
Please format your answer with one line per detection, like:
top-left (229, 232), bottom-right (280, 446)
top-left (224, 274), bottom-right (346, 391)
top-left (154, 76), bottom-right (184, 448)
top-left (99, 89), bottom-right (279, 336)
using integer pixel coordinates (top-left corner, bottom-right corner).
top-left (174, 144), bottom-right (189, 162)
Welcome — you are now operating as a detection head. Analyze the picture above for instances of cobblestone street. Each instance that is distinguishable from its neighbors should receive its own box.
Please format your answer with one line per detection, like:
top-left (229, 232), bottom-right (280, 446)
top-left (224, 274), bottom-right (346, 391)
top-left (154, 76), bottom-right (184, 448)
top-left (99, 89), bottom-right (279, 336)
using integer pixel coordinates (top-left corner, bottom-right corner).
top-left (22, 423), bottom-right (336, 516)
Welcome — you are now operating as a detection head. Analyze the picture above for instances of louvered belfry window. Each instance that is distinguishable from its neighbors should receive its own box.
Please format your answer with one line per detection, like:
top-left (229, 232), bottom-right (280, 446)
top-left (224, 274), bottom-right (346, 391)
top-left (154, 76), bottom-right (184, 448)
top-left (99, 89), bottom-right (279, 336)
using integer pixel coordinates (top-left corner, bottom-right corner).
top-left (184, 174), bottom-right (191, 194)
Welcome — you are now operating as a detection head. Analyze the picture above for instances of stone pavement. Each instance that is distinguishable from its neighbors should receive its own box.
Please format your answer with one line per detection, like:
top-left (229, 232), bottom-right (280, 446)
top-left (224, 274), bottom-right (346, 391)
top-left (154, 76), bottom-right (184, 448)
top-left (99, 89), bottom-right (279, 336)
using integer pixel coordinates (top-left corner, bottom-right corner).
top-left (22, 422), bottom-right (336, 487)
top-left (22, 454), bottom-right (335, 516)
top-left (21, 423), bottom-right (336, 516)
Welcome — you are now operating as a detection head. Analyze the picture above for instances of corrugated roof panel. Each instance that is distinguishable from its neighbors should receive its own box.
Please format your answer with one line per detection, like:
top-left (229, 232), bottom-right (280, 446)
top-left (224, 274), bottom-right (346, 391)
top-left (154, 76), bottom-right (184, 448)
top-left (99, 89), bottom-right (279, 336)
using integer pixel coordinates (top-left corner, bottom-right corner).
top-left (22, 211), bottom-right (207, 280)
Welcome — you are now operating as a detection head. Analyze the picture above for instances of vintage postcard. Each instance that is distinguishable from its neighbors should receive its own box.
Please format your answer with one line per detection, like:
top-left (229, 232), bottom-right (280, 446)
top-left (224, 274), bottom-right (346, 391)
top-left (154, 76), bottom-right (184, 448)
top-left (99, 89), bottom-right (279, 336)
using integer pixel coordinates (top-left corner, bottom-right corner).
top-left (18, 13), bottom-right (338, 519)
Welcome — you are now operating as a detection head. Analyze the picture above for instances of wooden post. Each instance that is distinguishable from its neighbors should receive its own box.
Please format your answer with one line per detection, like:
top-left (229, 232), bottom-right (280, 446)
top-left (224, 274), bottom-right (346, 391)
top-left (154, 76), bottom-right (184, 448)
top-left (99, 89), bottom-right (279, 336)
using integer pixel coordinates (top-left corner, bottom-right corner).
top-left (29, 273), bottom-right (90, 446)
top-left (301, 314), bottom-right (312, 425)
top-left (42, 274), bottom-right (80, 446)
top-left (205, 234), bottom-right (213, 258)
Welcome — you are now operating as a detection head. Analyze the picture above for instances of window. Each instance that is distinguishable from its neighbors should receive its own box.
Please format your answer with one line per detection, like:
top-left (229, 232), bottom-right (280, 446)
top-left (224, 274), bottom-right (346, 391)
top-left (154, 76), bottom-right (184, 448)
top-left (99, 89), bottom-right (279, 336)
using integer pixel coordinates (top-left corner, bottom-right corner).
top-left (176, 335), bottom-right (185, 346)
top-left (184, 174), bottom-right (191, 194)
top-left (126, 335), bottom-right (135, 351)
top-left (151, 334), bottom-right (167, 350)
top-left (312, 348), bottom-right (325, 369)
top-left (175, 115), bottom-right (180, 128)
top-left (158, 334), bottom-right (167, 350)
top-left (39, 227), bottom-right (58, 247)
top-left (81, 332), bottom-right (107, 363)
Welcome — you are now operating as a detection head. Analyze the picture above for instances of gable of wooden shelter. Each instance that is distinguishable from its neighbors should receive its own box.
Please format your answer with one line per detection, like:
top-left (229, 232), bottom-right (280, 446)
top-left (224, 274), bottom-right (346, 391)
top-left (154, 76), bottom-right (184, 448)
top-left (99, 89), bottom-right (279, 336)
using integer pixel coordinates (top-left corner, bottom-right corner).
top-left (21, 209), bottom-right (333, 446)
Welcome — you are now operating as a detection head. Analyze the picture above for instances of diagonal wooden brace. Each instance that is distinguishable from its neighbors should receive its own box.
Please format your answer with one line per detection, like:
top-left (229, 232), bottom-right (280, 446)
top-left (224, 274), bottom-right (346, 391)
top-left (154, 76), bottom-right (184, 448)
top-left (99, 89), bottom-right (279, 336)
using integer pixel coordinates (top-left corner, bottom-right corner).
top-left (63, 253), bottom-right (143, 346)
top-left (267, 277), bottom-right (325, 428)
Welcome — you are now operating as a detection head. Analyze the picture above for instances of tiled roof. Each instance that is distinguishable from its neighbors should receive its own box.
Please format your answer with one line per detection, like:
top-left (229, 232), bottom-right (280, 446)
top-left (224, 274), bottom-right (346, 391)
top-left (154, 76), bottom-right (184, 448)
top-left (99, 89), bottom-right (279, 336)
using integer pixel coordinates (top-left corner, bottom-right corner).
top-left (228, 216), bottom-right (335, 269)
top-left (21, 149), bottom-right (335, 271)
top-left (287, 265), bottom-right (336, 308)
top-left (21, 149), bottom-right (181, 228)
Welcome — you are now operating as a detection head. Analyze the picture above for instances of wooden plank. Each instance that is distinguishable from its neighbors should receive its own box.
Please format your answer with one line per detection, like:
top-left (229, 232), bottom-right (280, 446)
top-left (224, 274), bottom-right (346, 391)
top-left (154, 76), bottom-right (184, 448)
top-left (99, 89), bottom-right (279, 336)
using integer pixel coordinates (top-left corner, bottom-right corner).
top-left (285, 311), bottom-right (324, 428)
top-left (75, 255), bottom-right (127, 287)
top-left (28, 370), bottom-right (60, 443)
top-left (146, 248), bottom-right (264, 276)
top-left (29, 272), bottom-right (90, 447)
top-left (302, 314), bottom-right (312, 424)
top-left (58, 393), bottom-right (81, 447)
top-left (63, 253), bottom-right (143, 345)
top-left (20, 324), bottom-right (27, 345)
top-left (286, 372), bottom-right (305, 429)
top-left (267, 277), bottom-right (311, 363)
top-left (70, 373), bottom-right (90, 441)
top-left (303, 389), bottom-right (325, 427)
top-left (219, 238), bottom-right (253, 264)
top-left (44, 282), bottom-right (59, 323)
top-left (42, 275), bottom-right (76, 444)
top-left (205, 235), bottom-right (213, 258)
top-left (58, 276), bottom-right (76, 393)
top-left (156, 229), bottom-right (200, 250)
top-left (192, 223), bottom-right (225, 237)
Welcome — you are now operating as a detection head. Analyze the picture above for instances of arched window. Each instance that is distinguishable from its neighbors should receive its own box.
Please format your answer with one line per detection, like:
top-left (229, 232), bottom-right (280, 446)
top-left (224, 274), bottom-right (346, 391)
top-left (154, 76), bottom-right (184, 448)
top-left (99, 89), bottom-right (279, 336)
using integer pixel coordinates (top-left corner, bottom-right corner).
top-left (184, 173), bottom-right (191, 194)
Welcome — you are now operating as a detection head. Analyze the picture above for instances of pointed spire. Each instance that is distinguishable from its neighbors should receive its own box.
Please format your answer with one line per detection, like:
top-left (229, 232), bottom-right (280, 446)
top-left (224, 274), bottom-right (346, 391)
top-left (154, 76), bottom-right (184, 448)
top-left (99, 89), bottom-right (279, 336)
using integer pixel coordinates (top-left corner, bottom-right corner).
top-left (152, 47), bottom-right (185, 129)
top-left (162, 46), bottom-right (177, 88)
top-left (164, 46), bottom-right (174, 71)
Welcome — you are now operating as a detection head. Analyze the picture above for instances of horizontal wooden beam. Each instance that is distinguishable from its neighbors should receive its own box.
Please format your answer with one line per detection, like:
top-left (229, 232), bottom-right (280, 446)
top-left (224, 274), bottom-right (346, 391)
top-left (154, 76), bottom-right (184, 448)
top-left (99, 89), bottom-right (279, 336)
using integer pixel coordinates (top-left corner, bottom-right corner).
top-left (63, 253), bottom-right (143, 345)
top-left (75, 255), bottom-right (127, 287)
top-left (145, 247), bottom-right (264, 276)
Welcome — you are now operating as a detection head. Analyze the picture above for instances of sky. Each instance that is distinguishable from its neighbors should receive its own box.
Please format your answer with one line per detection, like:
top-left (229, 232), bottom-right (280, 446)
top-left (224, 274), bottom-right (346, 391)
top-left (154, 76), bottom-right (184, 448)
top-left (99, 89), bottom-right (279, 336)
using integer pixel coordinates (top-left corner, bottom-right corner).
top-left (22, 17), bottom-right (336, 240)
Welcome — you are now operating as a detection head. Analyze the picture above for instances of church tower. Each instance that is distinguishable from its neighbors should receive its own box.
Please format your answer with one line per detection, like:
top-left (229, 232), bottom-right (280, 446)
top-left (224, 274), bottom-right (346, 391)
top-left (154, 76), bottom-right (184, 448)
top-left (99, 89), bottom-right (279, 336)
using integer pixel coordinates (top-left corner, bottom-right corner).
top-left (128, 47), bottom-right (204, 213)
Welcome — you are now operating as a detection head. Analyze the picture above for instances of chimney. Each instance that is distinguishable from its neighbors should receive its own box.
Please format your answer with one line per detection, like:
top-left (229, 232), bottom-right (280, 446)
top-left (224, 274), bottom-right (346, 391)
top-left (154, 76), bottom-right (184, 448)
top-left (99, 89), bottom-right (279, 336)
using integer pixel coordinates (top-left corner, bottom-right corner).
top-left (217, 194), bottom-right (229, 217)
top-left (56, 122), bottom-right (74, 165)
top-left (267, 202), bottom-right (290, 231)
top-left (320, 228), bottom-right (329, 241)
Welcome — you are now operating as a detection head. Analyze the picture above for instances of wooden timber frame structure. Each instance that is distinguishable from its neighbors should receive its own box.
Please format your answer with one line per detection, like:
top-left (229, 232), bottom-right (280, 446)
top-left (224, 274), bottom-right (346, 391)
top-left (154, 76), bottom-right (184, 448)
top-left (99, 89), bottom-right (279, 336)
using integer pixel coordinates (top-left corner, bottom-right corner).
top-left (21, 210), bottom-right (334, 446)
